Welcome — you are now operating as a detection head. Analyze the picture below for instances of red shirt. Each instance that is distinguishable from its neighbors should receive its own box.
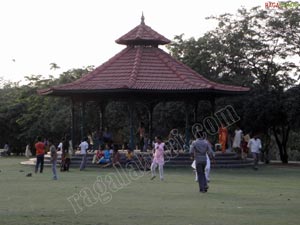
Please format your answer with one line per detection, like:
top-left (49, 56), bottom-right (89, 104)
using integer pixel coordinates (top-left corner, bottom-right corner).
top-left (35, 142), bottom-right (45, 156)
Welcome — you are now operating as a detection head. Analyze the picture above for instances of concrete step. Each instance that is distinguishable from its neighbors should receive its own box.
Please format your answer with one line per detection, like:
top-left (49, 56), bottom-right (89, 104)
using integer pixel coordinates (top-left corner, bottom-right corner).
top-left (21, 151), bottom-right (254, 169)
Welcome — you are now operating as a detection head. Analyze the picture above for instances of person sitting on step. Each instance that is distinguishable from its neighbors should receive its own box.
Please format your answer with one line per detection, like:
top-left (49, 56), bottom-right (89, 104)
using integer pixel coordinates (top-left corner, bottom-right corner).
top-left (98, 144), bottom-right (112, 168)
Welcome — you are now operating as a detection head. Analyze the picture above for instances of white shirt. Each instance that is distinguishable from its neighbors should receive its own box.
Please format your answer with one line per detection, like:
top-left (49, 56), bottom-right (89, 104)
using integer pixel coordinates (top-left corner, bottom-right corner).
top-left (79, 141), bottom-right (89, 154)
top-left (232, 129), bottom-right (243, 148)
top-left (247, 138), bottom-right (262, 153)
top-left (57, 142), bottom-right (63, 151)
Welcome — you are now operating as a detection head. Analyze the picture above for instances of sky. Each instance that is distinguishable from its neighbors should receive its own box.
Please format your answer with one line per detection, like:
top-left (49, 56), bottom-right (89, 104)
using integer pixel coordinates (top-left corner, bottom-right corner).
top-left (0, 0), bottom-right (266, 83)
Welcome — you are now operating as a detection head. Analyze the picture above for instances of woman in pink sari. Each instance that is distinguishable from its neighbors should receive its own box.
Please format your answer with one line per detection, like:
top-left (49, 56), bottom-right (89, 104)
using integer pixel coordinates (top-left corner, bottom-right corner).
top-left (150, 136), bottom-right (165, 181)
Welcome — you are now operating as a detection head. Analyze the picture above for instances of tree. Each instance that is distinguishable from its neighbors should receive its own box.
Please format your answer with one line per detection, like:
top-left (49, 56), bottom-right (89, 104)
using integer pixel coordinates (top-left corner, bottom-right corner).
top-left (167, 6), bottom-right (299, 89)
top-left (242, 89), bottom-right (291, 163)
top-left (167, 5), bottom-right (300, 163)
top-left (0, 67), bottom-right (93, 153)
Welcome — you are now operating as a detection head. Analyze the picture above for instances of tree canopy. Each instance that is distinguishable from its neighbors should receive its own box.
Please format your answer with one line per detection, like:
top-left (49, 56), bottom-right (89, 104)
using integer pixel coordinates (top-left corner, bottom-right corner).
top-left (167, 6), bottom-right (300, 89)
top-left (167, 5), bottom-right (300, 163)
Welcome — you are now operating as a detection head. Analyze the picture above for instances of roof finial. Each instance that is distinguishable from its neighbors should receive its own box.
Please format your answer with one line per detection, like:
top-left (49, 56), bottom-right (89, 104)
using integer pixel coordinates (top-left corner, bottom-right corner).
top-left (141, 12), bottom-right (145, 25)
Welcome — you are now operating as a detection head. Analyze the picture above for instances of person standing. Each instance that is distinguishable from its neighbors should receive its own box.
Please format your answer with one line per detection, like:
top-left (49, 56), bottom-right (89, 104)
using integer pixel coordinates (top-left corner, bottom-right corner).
top-left (247, 135), bottom-right (262, 170)
top-left (87, 131), bottom-right (94, 151)
top-left (49, 140), bottom-right (58, 180)
top-left (63, 135), bottom-right (71, 171)
top-left (4, 143), bottom-right (11, 156)
top-left (150, 136), bottom-right (165, 181)
top-left (218, 125), bottom-right (228, 153)
top-left (25, 144), bottom-right (32, 158)
top-left (35, 136), bottom-right (45, 173)
top-left (232, 126), bottom-right (243, 158)
top-left (190, 131), bottom-right (215, 193)
top-left (79, 137), bottom-right (89, 171)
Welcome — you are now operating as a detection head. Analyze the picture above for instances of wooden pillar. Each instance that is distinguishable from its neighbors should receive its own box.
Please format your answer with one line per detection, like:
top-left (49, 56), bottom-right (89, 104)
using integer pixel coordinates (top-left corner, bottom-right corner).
top-left (184, 102), bottom-right (190, 149)
top-left (193, 100), bottom-right (198, 123)
top-left (70, 98), bottom-right (75, 148)
top-left (147, 103), bottom-right (155, 146)
top-left (98, 102), bottom-right (106, 131)
top-left (128, 101), bottom-right (135, 150)
top-left (80, 101), bottom-right (86, 141)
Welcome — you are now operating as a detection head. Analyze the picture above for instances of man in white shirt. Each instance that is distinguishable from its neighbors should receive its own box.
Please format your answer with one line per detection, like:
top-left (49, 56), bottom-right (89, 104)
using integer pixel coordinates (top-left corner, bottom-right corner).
top-left (247, 135), bottom-right (262, 170)
top-left (79, 137), bottom-right (89, 171)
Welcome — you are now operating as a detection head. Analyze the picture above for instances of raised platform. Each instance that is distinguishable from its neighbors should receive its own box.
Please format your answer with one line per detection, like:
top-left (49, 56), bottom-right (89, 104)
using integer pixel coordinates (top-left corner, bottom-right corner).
top-left (20, 151), bottom-right (254, 168)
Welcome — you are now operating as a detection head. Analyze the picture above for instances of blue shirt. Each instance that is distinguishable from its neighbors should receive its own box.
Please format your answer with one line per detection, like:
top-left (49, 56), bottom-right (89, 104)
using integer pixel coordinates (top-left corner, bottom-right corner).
top-left (103, 149), bottom-right (111, 159)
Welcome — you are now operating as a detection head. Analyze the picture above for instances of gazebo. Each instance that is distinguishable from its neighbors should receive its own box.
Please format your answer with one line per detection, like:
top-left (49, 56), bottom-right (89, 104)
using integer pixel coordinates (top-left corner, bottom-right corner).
top-left (39, 15), bottom-right (249, 149)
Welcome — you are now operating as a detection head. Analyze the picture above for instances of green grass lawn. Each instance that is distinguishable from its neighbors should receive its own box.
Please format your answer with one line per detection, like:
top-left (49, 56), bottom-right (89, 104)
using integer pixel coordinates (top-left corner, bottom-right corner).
top-left (0, 157), bottom-right (299, 225)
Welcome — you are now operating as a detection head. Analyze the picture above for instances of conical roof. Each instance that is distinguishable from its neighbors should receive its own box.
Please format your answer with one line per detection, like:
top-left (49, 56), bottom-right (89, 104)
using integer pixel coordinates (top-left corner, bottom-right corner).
top-left (39, 16), bottom-right (249, 97)
top-left (115, 14), bottom-right (170, 46)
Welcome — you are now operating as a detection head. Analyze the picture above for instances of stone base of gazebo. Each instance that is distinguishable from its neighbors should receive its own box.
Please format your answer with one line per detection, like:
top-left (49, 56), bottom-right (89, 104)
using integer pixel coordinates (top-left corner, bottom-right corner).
top-left (20, 151), bottom-right (254, 168)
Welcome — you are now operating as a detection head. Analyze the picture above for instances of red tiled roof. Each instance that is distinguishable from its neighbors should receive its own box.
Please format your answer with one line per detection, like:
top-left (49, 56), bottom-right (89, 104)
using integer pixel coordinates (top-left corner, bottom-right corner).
top-left (38, 17), bottom-right (249, 96)
top-left (39, 46), bottom-right (249, 95)
top-left (115, 15), bottom-right (170, 46)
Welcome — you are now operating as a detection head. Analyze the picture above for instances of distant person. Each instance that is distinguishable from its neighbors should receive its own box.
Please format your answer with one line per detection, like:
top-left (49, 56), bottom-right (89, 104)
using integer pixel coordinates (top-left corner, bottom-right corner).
top-left (143, 134), bottom-right (149, 152)
top-left (218, 125), bottom-right (228, 153)
top-left (49, 140), bottom-right (58, 180)
top-left (58, 136), bottom-right (70, 172)
top-left (247, 135), bottom-right (262, 170)
top-left (232, 126), bottom-right (243, 158)
top-left (62, 135), bottom-right (71, 171)
top-left (190, 131), bottom-right (215, 193)
top-left (92, 148), bottom-right (104, 164)
top-left (98, 144), bottom-right (112, 168)
top-left (125, 149), bottom-right (134, 164)
top-left (87, 131), bottom-right (94, 151)
top-left (57, 140), bottom-right (63, 152)
top-left (4, 143), bottom-right (11, 156)
top-left (150, 136), bottom-right (165, 181)
top-left (79, 137), bottom-right (89, 171)
top-left (112, 148), bottom-right (121, 167)
top-left (59, 137), bottom-right (66, 171)
top-left (35, 136), bottom-right (45, 173)
top-left (25, 144), bottom-right (32, 158)
top-left (242, 134), bottom-right (250, 158)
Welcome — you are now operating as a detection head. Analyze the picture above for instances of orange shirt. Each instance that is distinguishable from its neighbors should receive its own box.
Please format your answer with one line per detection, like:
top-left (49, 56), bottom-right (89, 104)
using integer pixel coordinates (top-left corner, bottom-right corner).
top-left (35, 142), bottom-right (45, 156)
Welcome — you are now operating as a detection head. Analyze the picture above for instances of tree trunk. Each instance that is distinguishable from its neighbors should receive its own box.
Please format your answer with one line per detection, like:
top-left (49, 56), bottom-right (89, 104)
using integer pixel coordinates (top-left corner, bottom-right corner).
top-left (272, 125), bottom-right (290, 164)
top-left (262, 130), bottom-right (271, 164)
